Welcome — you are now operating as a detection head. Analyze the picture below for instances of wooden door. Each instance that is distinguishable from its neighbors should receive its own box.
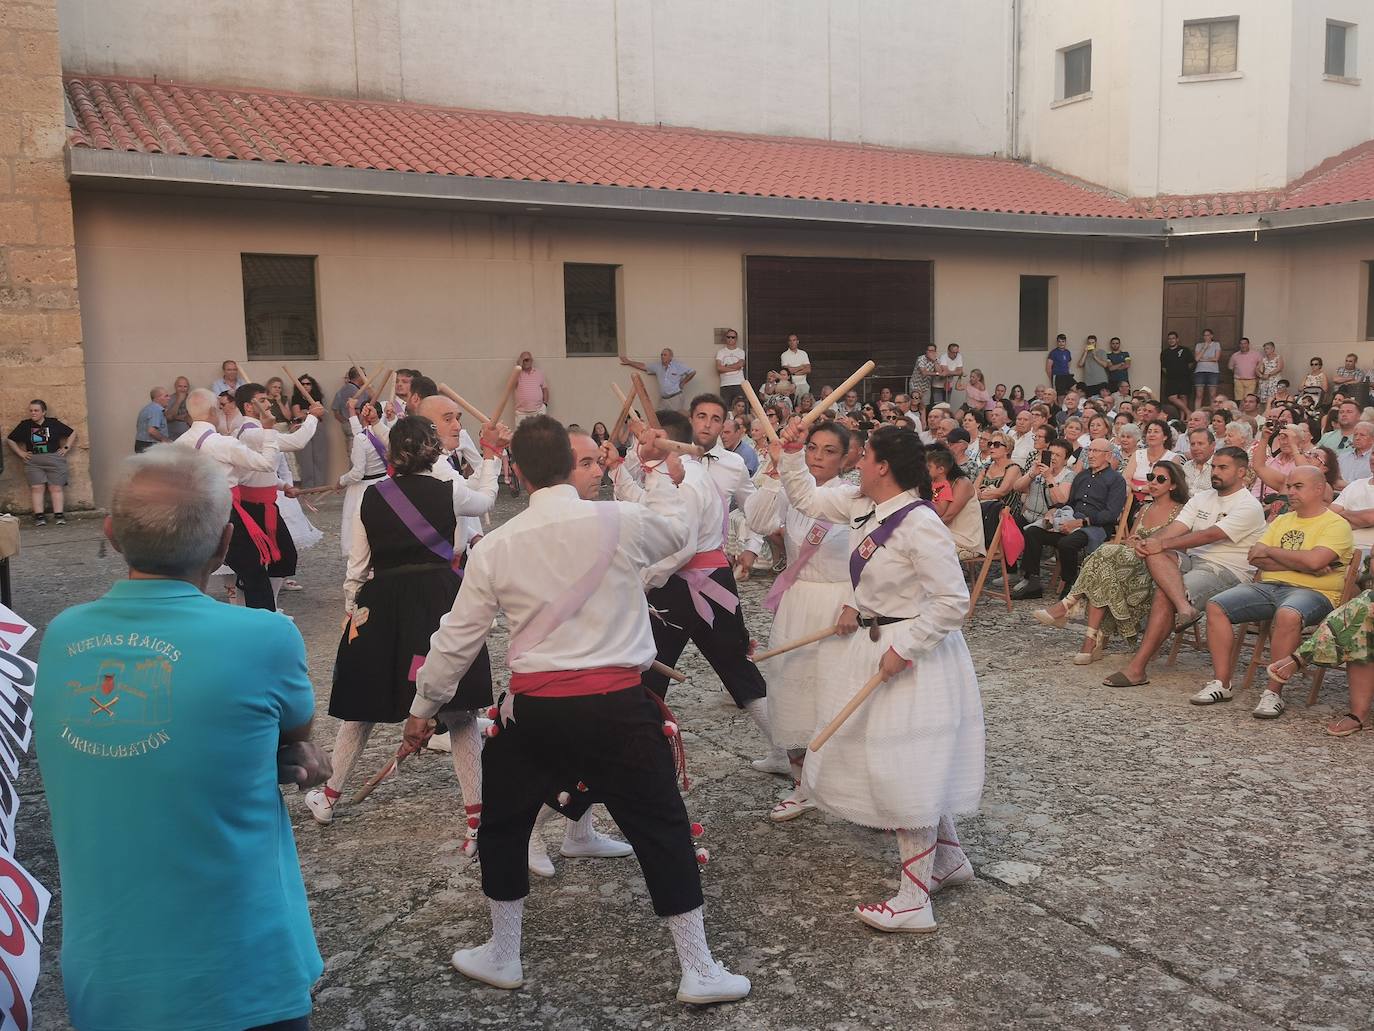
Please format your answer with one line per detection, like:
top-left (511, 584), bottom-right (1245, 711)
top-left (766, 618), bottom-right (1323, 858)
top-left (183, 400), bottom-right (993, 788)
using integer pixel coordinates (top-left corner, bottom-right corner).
top-left (1162, 275), bottom-right (1244, 393)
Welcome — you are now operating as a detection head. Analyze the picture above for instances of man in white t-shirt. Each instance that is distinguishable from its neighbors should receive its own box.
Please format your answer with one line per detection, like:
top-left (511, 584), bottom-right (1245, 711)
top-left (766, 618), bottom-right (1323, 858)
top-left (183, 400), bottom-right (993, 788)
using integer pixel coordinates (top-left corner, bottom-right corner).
top-left (934, 343), bottom-right (964, 405)
top-left (1009, 409), bottom-right (1036, 468)
top-left (715, 329), bottom-right (747, 408)
top-left (1337, 421), bottom-right (1374, 486)
top-left (1102, 446), bottom-right (1266, 687)
top-left (1330, 472), bottom-right (1374, 551)
top-left (779, 334), bottom-right (811, 399)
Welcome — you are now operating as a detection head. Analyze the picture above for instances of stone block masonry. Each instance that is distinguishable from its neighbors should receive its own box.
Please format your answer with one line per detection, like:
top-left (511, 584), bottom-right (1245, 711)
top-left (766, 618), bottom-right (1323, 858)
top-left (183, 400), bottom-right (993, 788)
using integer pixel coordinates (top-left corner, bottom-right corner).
top-left (0, 0), bottom-right (90, 511)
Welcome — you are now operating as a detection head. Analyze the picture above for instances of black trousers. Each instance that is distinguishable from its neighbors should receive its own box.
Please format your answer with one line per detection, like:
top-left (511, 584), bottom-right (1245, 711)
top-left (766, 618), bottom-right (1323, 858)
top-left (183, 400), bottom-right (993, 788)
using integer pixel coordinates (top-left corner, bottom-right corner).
top-left (1022, 525), bottom-right (1092, 591)
top-left (479, 686), bottom-right (704, 917)
top-left (643, 567), bottom-right (766, 707)
top-left (225, 500), bottom-right (297, 611)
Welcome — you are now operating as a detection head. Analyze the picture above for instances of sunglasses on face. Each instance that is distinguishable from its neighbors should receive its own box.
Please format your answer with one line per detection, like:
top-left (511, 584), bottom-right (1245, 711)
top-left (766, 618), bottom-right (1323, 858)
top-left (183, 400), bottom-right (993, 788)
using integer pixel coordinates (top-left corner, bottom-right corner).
top-left (987, 441), bottom-right (1007, 449)
top-left (1147, 474), bottom-right (1172, 485)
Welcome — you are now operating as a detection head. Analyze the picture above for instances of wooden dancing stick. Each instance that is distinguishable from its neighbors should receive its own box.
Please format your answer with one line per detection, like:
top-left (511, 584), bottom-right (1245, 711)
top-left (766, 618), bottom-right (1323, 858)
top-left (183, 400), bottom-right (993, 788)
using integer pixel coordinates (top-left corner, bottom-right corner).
top-left (351, 740), bottom-right (421, 804)
top-left (281, 365), bottom-right (314, 404)
top-left (490, 365), bottom-right (522, 425)
top-left (610, 384), bottom-right (702, 455)
top-left (750, 625), bottom-right (839, 663)
top-left (800, 360), bottom-right (876, 429)
top-left (437, 383), bottom-right (493, 426)
top-left (356, 365), bottom-right (391, 405)
top-left (651, 660), bottom-right (687, 683)
top-left (741, 380), bottom-right (779, 444)
top-left (809, 668), bottom-right (890, 752)
top-left (348, 355), bottom-right (368, 378)
top-left (629, 372), bottom-right (661, 429)
top-left (609, 382), bottom-right (639, 442)
top-left (295, 483), bottom-right (345, 496)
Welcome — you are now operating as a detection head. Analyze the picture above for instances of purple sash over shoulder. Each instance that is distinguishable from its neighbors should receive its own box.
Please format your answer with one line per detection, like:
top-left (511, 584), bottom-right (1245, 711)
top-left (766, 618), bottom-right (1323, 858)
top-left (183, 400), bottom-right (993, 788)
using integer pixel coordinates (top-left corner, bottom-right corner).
top-left (848, 499), bottom-right (933, 589)
top-left (193, 429), bottom-right (215, 449)
top-left (363, 427), bottom-right (387, 465)
top-left (375, 478), bottom-right (456, 567)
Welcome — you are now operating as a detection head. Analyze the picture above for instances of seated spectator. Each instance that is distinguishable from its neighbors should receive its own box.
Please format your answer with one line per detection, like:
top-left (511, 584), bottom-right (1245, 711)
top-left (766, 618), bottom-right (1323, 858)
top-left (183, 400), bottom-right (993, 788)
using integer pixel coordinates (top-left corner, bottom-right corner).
top-left (210, 358), bottom-right (242, 398)
top-left (1008, 409), bottom-right (1035, 467)
top-left (1251, 423), bottom-right (1300, 510)
top-left (927, 445), bottom-right (984, 558)
top-left (1033, 460), bottom-right (1189, 663)
top-left (134, 385), bottom-right (170, 453)
top-left (1013, 439), bottom-right (1074, 528)
top-left (720, 416), bottom-right (759, 475)
top-left (1011, 439), bottom-right (1126, 600)
top-left (1182, 428), bottom-right (1216, 496)
top-left (34, 447), bottom-right (329, 1030)
top-left (1330, 459), bottom-right (1374, 551)
top-left (1306, 444), bottom-right (1340, 500)
top-left (1100, 446), bottom-right (1266, 688)
top-left (1191, 466), bottom-right (1355, 717)
top-left (1124, 419), bottom-right (1179, 506)
top-left (1338, 421), bottom-right (1374, 485)
top-left (945, 427), bottom-right (980, 481)
top-left (1223, 420), bottom-right (1253, 452)
top-left (1112, 422), bottom-right (1140, 472)
top-left (973, 429), bottom-right (1023, 545)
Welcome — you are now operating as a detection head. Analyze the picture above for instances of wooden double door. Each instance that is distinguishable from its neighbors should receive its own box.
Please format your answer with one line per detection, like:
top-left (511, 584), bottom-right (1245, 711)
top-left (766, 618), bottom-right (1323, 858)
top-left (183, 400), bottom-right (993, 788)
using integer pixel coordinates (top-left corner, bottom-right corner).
top-left (1162, 275), bottom-right (1244, 391)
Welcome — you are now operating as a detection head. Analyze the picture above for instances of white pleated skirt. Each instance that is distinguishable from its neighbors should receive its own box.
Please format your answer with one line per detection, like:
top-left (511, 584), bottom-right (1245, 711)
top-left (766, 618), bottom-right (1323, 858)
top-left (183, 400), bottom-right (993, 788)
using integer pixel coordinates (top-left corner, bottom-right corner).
top-left (339, 482), bottom-right (367, 557)
top-left (279, 494), bottom-right (323, 551)
top-left (803, 620), bottom-right (985, 830)
top-left (760, 578), bottom-right (853, 749)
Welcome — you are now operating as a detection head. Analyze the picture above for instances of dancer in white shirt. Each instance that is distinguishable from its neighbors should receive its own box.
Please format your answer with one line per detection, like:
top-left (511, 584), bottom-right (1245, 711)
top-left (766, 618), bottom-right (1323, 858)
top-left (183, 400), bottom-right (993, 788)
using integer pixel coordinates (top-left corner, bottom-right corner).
top-left (403, 416), bottom-right (750, 1004)
top-left (338, 398), bottom-right (390, 558)
top-left (741, 422), bottom-right (859, 820)
top-left (776, 418), bottom-right (983, 933)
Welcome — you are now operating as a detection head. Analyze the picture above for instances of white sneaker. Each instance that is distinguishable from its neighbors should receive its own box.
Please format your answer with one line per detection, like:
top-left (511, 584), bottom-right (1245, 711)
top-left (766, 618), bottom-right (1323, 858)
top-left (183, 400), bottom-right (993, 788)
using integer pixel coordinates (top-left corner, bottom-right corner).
top-left (451, 942), bottom-right (523, 990)
top-left (931, 858), bottom-right (975, 893)
top-left (528, 834), bottom-right (556, 878)
top-left (425, 730), bottom-right (452, 752)
top-left (750, 751), bottom-right (793, 776)
top-left (854, 900), bottom-right (937, 934)
top-left (304, 787), bottom-right (336, 825)
top-left (676, 961), bottom-right (752, 1004)
top-left (1252, 689), bottom-right (1286, 719)
top-left (561, 829), bottom-right (633, 859)
top-left (1189, 680), bottom-right (1233, 706)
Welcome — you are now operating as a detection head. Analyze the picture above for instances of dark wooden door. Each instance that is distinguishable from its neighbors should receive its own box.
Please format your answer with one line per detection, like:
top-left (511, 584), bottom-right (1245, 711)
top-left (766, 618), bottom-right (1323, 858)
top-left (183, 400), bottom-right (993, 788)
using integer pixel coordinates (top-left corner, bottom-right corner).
top-left (745, 256), bottom-right (933, 400)
top-left (1162, 275), bottom-right (1244, 393)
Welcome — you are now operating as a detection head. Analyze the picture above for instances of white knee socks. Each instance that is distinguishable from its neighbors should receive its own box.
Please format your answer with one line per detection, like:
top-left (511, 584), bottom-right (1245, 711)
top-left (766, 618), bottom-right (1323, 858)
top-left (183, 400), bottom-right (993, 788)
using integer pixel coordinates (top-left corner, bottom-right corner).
top-left (562, 807), bottom-right (596, 847)
top-left (933, 814), bottom-right (971, 885)
top-left (666, 906), bottom-right (718, 979)
top-left (743, 698), bottom-right (775, 745)
top-left (486, 898), bottom-right (524, 966)
top-left (270, 576), bottom-right (284, 608)
top-left (893, 826), bottom-right (937, 912)
top-left (324, 721), bottom-right (375, 796)
top-left (447, 714), bottom-right (483, 810)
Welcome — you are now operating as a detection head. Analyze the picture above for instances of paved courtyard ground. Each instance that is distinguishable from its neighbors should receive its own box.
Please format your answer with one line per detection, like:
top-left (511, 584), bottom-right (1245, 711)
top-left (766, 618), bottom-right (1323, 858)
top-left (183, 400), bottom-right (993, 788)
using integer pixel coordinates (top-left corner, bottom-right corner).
top-left (11, 492), bottom-right (1373, 1030)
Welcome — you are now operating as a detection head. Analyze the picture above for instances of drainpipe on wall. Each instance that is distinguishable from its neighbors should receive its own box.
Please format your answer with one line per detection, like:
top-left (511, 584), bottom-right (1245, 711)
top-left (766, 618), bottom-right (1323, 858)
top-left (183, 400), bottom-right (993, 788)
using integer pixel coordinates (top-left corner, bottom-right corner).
top-left (1007, 0), bottom-right (1021, 158)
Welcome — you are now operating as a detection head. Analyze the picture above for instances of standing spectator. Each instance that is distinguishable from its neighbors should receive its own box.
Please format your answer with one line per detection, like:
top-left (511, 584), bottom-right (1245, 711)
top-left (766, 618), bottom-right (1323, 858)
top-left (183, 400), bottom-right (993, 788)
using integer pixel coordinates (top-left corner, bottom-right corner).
top-left (621, 349), bottom-right (696, 413)
top-left (7, 399), bottom-right (75, 526)
top-left (1192, 466), bottom-right (1354, 717)
top-left (911, 343), bottom-right (939, 410)
top-left (1193, 329), bottom-right (1223, 411)
top-left (514, 350), bottom-right (549, 423)
top-left (1228, 337), bottom-right (1263, 403)
top-left (332, 366), bottom-right (366, 442)
top-left (715, 330), bottom-right (747, 407)
top-left (34, 447), bottom-right (328, 1031)
top-left (965, 369), bottom-right (994, 411)
top-left (779, 334), bottom-right (811, 398)
top-left (210, 358), bottom-right (242, 398)
top-left (165, 376), bottom-right (192, 439)
top-left (134, 386), bottom-right (170, 453)
top-left (1077, 334), bottom-right (1109, 396)
top-left (1103, 337), bottom-right (1132, 391)
top-left (1046, 335), bottom-right (1074, 399)
top-left (1332, 352), bottom-right (1369, 407)
top-left (1257, 341), bottom-right (1285, 404)
top-left (292, 373), bottom-right (329, 488)
top-left (265, 376), bottom-right (292, 423)
top-left (1011, 439), bottom-right (1127, 600)
top-left (936, 343), bottom-right (964, 406)
top-left (1160, 331), bottom-right (1196, 415)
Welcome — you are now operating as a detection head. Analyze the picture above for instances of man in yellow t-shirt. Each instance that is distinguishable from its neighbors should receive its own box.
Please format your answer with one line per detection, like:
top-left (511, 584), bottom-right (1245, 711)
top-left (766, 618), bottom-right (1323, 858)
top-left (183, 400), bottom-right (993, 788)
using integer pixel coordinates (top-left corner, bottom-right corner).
top-left (1194, 465), bottom-right (1354, 719)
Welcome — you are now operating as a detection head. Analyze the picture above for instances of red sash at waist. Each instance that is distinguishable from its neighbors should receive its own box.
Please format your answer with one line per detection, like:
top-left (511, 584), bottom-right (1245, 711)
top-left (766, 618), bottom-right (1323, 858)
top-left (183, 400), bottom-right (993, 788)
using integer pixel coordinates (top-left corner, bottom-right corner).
top-left (508, 666), bottom-right (642, 698)
top-left (230, 485), bottom-right (281, 565)
top-left (681, 549), bottom-right (728, 571)
top-left (235, 485), bottom-right (279, 504)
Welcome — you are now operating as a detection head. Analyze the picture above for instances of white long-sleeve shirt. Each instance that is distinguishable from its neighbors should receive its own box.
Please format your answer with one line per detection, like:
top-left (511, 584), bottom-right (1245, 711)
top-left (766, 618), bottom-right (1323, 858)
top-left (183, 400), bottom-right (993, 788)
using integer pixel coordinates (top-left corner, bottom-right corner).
top-left (744, 473), bottom-right (854, 586)
top-left (339, 425), bottom-right (389, 485)
top-left (612, 458), bottom-right (719, 588)
top-left (174, 420), bottom-right (279, 483)
top-left (429, 452), bottom-right (499, 552)
top-left (777, 449), bottom-right (967, 662)
top-left (229, 414), bottom-right (319, 489)
top-left (412, 479), bottom-right (691, 718)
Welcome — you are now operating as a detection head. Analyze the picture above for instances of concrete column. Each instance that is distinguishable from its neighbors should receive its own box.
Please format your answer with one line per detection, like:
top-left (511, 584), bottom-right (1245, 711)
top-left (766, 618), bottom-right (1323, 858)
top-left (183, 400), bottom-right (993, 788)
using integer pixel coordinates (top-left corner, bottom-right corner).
top-left (0, 0), bottom-right (90, 510)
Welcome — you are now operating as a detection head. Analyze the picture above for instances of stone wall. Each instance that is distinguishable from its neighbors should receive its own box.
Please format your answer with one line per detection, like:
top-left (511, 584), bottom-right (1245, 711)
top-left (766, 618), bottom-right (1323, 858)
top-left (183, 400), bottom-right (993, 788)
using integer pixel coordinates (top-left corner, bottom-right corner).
top-left (0, 0), bottom-right (89, 511)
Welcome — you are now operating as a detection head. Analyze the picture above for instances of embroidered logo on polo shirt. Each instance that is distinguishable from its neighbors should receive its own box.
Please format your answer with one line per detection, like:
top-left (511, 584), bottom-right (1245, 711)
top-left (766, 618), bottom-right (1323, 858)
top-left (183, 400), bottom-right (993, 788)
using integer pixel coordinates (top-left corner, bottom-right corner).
top-left (57, 634), bottom-right (180, 759)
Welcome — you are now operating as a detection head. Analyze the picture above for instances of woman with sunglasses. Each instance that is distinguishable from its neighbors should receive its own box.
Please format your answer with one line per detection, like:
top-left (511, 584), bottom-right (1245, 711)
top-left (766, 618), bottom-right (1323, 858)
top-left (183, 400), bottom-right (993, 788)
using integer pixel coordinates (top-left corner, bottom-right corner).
top-left (291, 373), bottom-right (328, 488)
top-left (973, 429), bottom-right (1023, 545)
top-left (1123, 419), bottom-right (1178, 508)
top-left (1302, 357), bottom-right (1329, 406)
top-left (744, 423), bottom-right (860, 822)
top-left (1304, 444), bottom-right (1341, 500)
top-left (1032, 460), bottom-right (1189, 663)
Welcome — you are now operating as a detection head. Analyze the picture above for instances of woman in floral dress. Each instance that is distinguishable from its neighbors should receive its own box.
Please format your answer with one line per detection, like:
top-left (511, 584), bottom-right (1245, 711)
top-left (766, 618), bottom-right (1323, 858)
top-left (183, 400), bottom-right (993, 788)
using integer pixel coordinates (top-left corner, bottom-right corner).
top-left (1030, 461), bottom-right (1188, 664)
top-left (1257, 341), bottom-right (1284, 403)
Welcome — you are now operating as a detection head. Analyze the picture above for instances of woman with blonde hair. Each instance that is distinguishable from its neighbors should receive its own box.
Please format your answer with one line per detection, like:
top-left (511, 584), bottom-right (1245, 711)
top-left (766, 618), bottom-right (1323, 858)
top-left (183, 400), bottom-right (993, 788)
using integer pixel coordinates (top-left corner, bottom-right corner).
top-left (973, 428), bottom-right (1023, 545)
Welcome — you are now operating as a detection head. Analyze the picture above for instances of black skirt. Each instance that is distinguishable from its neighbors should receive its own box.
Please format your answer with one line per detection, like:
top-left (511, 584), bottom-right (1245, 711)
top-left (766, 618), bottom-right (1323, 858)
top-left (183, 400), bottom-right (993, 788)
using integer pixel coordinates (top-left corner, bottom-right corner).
top-left (226, 499), bottom-right (297, 578)
top-left (329, 563), bottom-right (493, 723)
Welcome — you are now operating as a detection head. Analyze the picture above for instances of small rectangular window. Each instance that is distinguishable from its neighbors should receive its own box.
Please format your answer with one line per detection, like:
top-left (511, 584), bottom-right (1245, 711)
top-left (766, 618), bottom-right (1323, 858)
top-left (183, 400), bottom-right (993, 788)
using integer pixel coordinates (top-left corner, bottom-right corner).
top-left (1327, 22), bottom-right (1348, 76)
top-left (241, 254), bottom-right (319, 359)
top-left (1019, 276), bottom-right (1053, 352)
top-left (1061, 42), bottom-right (1092, 99)
top-left (564, 263), bottom-right (619, 356)
top-left (1183, 17), bottom-right (1239, 76)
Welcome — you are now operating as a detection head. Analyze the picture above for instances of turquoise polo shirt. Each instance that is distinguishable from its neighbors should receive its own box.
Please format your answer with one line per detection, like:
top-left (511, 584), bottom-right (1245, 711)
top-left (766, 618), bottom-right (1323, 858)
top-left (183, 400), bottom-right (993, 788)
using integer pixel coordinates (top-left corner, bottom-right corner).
top-left (35, 579), bottom-right (322, 1031)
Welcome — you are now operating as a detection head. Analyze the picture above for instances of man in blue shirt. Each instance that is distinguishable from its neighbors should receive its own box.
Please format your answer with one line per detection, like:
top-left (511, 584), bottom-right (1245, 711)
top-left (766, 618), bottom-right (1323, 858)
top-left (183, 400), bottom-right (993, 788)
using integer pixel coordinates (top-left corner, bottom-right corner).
top-left (721, 415), bottom-right (759, 474)
top-left (35, 447), bottom-right (329, 1031)
top-left (621, 348), bottom-right (697, 413)
top-left (1045, 334), bottom-right (1074, 400)
top-left (134, 385), bottom-right (170, 453)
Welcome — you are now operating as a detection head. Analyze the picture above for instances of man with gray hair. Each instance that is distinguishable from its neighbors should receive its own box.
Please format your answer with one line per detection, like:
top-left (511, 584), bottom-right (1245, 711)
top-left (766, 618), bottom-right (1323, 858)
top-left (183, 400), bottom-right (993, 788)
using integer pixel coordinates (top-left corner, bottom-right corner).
top-left (35, 448), bottom-right (329, 1031)
top-left (1338, 420), bottom-right (1374, 485)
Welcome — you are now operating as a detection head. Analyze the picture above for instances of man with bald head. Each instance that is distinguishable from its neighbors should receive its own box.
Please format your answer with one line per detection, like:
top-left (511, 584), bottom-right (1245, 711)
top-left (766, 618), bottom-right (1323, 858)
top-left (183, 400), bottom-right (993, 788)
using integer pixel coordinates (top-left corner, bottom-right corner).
top-left (514, 351), bottom-right (549, 424)
top-left (1194, 465), bottom-right (1354, 718)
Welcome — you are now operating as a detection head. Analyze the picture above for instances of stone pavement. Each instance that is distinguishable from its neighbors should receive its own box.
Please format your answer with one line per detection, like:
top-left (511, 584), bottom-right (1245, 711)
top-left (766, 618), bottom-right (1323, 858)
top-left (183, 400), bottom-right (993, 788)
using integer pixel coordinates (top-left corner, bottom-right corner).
top-left (12, 494), bottom-right (1373, 1031)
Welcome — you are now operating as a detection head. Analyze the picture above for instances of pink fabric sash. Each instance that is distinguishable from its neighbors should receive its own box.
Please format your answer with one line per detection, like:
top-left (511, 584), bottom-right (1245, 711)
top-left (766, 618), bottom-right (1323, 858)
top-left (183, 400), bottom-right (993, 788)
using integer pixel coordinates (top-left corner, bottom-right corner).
top-left (763, 518), bottom-right (832, 613)
top-left (507, 503), bottom-right (622, 663)
top-left (675, 550), bottom-right (737, 626)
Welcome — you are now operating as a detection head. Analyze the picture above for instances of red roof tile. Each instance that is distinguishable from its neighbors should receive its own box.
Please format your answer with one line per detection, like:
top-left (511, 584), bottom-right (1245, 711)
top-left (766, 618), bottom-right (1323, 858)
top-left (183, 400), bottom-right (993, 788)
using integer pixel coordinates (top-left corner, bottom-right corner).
top-left (64, 76), bottom-right (1142, 219)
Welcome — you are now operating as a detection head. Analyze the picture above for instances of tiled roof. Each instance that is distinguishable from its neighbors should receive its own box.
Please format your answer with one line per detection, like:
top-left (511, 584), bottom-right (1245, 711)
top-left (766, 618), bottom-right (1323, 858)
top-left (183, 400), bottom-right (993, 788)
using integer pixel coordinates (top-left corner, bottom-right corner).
top-left (64, 76), bottom-right (1144, 220)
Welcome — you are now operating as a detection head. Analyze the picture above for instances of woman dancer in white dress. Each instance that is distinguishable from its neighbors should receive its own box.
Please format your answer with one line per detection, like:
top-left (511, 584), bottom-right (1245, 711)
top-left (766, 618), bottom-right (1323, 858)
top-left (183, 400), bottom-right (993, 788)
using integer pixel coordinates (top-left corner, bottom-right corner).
top-left (742, 422), bottom-right (858, 821)
top-left (775, 418), bottom-right (983, 933)
top-left (338, 398), bottom-right (390, 557)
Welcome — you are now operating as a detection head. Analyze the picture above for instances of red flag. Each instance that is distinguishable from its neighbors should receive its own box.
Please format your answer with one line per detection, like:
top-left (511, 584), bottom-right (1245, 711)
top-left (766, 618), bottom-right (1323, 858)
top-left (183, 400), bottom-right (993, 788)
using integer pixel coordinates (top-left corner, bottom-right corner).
top-left (999, 509), bottom-right (1025, 568)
